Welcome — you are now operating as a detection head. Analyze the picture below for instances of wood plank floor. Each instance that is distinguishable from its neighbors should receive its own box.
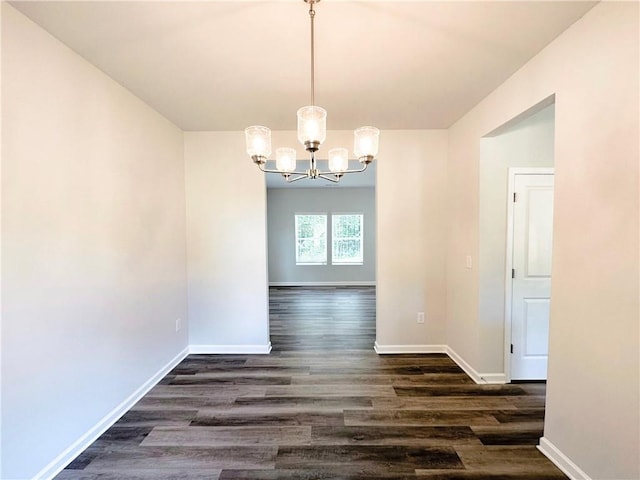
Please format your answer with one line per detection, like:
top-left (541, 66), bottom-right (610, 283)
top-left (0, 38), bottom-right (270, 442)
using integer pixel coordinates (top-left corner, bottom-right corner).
top-left (55, 286), bottom-right (566, 479)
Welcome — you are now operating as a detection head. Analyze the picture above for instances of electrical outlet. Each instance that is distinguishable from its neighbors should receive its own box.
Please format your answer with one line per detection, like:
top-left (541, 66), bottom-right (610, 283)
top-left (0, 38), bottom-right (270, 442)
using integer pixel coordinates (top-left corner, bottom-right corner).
top-left (417, 312), bottom-right (425, 324)
top-left (175, 318), bottom-right (181, 332)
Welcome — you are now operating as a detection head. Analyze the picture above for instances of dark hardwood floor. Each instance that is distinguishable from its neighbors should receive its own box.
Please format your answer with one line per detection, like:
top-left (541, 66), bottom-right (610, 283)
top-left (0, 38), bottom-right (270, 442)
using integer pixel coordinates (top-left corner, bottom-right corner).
top-left (56, 286), bottom-right (566, 479)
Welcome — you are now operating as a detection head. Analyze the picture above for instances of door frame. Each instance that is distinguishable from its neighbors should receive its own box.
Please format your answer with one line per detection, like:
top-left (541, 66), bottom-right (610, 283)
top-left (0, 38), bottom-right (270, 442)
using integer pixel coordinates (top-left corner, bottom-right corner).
top-left (504, 167), bottom-right (555, 382)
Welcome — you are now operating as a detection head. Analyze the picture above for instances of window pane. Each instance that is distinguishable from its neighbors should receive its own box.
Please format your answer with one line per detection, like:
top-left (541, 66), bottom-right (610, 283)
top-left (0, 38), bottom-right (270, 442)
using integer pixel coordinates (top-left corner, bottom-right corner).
top-left (295, 214), bottom-right (327, 264)
top-left (334, 214), bottom-right (361, 238)
top-left (332, 214), bottom-right (363, 264)
top-left (334, 239), bottom-right (362, 263)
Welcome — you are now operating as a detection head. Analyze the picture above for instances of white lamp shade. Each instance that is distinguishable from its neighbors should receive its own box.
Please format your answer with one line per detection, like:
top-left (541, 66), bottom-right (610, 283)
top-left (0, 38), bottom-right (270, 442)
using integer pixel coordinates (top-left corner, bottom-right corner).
top-left (354, 126), bottom-right (380, 159)
top-left (328, 147), bottom-right (349, 173)
top-left (297, 106), bottom-right (327, 145)
top-left (245, 126), bottom-right (272, 158)
top-left (276, 147), bottom-right (297, 173)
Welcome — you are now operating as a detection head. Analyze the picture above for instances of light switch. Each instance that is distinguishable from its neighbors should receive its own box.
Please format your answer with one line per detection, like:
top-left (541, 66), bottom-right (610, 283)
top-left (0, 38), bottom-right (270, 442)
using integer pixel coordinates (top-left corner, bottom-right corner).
top-left (465, 255), bottom-right (473, 269)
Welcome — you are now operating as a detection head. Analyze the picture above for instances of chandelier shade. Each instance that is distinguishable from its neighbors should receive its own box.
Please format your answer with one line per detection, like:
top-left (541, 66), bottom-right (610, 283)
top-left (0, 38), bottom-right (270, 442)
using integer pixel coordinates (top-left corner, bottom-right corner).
top-left (354, 126), bottom-right (380, 161)
top-left (276, 147), bottom-right (297, 173)
top-left (245, 126), bottom-right (272, 160)
top-left (297, 105), bottom-right (327, 148)
top-left (328, 148), bottom-right (349, 173)
top-left (244, 0), bottom-right (379, 183)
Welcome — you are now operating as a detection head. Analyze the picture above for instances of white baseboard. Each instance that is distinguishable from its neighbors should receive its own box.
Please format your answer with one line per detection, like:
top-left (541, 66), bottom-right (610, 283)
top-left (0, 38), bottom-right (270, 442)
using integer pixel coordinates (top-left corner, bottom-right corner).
top-left (373, 344), bottom-right (505, 384)
top-left (189, 343), bottom-right (272, 354)
top-left (35, 347), bottom-right (189, 480)
top-left (478, 372), bottom-right (508, 384)
top-left (445, 346), bottom-right (506, 384)
top-left (538, 437), bottom-right (593, 480)
top-left (445, 346), bottom-right (483, 383)
top-left (374, 342), bottom-right (447, 354)
top-left (269, 281), bottom-right (376, 287)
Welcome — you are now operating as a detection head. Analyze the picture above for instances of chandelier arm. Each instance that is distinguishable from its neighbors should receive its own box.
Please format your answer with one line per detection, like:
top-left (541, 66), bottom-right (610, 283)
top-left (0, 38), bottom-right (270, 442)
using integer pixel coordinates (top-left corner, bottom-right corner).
top-left (286, 173), bottom-right (311, 183)
top-left (256, 164), bottom-right (307, 176)
top-left (257, 164), bottom-right (285, 174)
top-left (315, 163), bottom-right (369, 176)
top-left (318, 174), bottom-right (341, 183)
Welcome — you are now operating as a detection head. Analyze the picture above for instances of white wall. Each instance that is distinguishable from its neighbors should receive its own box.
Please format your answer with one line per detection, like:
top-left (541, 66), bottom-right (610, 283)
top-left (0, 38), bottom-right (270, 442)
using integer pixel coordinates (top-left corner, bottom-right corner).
top-left (479, 103), bottom-right (555, 373)
top-left (1, 5), bottom-right (188, 479)
top-left (184, 132), bottom-right (270, 352)
top-left (267, 187), bottom-right (375, 284)
top-left (446, 3), bottom-right (639, 478)
top-left (376, 130), bottom-right (449, 351)
top-left (0, 3), bottom-right (4, 476)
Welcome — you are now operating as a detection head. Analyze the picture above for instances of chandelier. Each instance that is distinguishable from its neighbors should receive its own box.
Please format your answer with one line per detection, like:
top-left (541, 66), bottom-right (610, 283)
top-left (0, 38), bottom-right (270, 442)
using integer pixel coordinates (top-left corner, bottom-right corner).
top-left (244, 0), bottom-right (380, 183)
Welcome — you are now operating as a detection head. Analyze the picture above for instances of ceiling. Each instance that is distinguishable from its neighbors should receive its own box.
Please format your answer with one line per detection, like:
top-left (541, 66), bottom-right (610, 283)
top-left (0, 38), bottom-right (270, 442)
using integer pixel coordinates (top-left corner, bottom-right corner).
top-left (11, 0), bottom-right (596, 133)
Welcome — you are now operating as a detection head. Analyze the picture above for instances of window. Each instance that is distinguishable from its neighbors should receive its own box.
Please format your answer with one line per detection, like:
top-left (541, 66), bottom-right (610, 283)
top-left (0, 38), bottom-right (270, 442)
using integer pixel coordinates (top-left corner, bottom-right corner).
top-left (295, 214), bottom-right (327, 265)
top-left (332, 214), bottom-right (364, 265)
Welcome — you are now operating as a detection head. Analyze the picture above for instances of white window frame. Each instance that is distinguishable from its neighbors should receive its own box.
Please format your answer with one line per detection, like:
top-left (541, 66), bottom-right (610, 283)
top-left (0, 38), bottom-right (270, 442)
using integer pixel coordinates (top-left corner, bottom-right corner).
top-left (331, 213), bottom-right (364, 265)
top-left (295, 213), bottom-right (328, 265)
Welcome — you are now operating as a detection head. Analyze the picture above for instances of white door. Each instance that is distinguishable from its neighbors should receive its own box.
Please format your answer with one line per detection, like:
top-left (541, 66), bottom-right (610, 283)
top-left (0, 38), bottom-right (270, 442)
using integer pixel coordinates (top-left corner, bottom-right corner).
top-left (510, 173), bottom-right (554, 380)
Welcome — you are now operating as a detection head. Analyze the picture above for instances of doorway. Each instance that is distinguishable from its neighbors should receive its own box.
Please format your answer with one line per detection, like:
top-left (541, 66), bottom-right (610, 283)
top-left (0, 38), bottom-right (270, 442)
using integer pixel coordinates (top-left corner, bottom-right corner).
top-left (264, 142), bottom-right (377, 349)
top-left (505, 169), bottom-right (554, 380)
top-left (479, 99), bottom-right (555, 383)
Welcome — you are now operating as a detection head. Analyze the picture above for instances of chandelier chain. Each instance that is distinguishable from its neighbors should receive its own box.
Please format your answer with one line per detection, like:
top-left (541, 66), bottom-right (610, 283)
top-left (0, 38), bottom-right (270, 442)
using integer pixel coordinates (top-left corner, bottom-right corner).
top-left (309, 2), bottom-right (316, 106)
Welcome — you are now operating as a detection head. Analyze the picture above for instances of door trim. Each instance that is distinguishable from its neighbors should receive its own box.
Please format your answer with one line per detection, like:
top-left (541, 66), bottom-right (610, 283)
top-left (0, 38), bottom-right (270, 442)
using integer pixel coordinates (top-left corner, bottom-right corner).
top-left (504, 167), bottom-right (554, 382)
